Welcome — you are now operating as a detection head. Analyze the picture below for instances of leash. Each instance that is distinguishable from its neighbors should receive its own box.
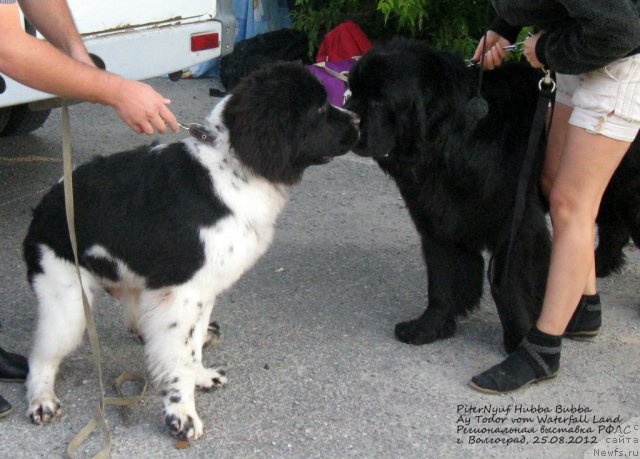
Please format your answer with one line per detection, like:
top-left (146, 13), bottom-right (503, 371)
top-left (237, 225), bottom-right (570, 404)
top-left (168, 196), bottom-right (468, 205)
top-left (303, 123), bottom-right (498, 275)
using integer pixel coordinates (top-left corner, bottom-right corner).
top-left (488, 70), bottom-right (556, 309)
top-left (60, 101), bottom-right (147, 459)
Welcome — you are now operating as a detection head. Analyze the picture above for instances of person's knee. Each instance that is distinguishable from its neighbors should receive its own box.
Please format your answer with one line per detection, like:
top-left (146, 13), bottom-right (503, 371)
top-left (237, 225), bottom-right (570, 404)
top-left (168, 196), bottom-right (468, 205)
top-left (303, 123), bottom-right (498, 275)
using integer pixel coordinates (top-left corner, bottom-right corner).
top-left (548, 185), bottom-right (596, 229)
top-left (548, 186), bottom-right (579, 226)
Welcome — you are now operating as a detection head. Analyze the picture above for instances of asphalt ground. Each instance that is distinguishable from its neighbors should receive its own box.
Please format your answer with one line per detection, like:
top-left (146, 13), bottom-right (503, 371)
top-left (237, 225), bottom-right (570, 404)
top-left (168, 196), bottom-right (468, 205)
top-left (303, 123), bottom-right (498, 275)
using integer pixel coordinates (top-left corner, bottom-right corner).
top-left (0, 77), bottom-right (638, 458)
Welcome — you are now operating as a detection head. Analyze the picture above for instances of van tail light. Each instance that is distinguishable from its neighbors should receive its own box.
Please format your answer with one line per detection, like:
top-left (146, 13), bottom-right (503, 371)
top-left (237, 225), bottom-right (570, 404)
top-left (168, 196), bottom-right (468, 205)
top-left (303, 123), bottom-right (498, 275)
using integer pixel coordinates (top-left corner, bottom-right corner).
top-left (191, 33), bottom-right (219, 52)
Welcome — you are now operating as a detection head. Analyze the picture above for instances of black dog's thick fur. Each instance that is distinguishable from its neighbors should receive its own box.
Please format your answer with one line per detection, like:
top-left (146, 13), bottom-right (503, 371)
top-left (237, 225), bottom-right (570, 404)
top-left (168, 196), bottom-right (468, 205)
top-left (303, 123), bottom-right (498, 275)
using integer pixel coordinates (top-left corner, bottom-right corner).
top-left (346, 38), bottom-right (640, 352)
top-left (595, 143), bottom-right (640, 277)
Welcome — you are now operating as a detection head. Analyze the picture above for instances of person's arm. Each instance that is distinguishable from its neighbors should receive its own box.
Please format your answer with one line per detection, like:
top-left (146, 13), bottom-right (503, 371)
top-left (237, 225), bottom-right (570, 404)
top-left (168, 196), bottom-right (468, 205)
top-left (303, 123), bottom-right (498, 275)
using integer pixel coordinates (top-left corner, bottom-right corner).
top-left (17, 0), bottom-right (93, 65)
top-left (534, 0), bottom-right (640, 74)
top-left (0, 3), bottom-right (178, 134)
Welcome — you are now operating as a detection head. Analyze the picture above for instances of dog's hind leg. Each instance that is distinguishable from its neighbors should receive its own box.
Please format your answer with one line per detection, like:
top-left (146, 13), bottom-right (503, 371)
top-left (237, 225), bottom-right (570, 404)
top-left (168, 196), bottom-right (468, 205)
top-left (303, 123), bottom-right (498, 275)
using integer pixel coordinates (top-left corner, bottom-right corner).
top-left (395, 237), bottom-right (484, 345)
top-left (120, 290), bottom-right (145, 342)
top-left (26, 248), bottom-right (98, 424)
top-left (139, 288), bottom-right (224, 441)
top-left (595, 191), bottom-right (630, 277)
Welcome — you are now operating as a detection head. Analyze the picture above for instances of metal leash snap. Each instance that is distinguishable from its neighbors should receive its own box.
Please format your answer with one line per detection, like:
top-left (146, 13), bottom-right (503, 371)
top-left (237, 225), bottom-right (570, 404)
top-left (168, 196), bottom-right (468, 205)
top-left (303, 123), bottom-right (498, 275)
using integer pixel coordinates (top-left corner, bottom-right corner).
top-left (179, 122), bottom-right (216, 145)
top-left (538, 68), bottom-right (556, 93)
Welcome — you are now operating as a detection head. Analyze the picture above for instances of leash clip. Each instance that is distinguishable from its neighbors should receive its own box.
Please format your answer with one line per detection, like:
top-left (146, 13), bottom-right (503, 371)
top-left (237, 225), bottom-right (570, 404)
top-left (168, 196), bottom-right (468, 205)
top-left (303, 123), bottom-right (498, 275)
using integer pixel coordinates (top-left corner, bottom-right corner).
top-left (179, 122), bottom-right (216, 145)
top-left (538, 68), bottom-right (556, 94)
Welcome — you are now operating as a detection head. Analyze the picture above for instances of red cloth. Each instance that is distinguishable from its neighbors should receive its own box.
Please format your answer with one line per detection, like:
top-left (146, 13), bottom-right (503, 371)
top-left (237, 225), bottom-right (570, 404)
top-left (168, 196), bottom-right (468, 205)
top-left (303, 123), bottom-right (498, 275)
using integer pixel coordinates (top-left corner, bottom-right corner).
top-left (315, 20), bottom-right (372, 63)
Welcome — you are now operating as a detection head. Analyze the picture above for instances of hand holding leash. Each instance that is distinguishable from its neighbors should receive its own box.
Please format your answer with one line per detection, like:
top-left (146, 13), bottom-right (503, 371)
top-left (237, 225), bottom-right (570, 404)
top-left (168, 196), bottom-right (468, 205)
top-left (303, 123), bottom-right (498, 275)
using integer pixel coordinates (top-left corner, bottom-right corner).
top-left (468, 30), bottom-right (512, 69)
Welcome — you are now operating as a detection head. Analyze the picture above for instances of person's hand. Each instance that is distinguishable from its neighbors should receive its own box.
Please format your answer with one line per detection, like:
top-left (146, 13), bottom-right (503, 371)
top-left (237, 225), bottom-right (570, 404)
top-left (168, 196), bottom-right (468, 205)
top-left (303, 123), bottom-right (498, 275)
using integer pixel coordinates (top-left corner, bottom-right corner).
top-left (472, 31), bottom-right (512, 70)
top-left (523, 32), bottom-right (544, 69)
top-left (108, 77), bottom-right (179, 135)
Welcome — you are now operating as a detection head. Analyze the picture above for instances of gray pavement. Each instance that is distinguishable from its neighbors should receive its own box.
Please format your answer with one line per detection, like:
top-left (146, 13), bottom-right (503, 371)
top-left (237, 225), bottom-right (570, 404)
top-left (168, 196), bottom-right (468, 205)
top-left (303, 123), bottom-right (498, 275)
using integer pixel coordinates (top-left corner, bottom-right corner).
top-left (0, 77), bottom-right (639, 458)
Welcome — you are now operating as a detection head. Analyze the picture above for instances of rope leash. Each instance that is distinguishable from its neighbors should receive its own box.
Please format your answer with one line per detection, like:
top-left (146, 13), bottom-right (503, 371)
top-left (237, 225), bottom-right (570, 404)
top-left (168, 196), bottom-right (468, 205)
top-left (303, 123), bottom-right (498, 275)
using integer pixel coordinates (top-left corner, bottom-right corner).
top-left (60, 101), bottom-right (147, 459)
top-left (0, 155), bottom-right (62, 163)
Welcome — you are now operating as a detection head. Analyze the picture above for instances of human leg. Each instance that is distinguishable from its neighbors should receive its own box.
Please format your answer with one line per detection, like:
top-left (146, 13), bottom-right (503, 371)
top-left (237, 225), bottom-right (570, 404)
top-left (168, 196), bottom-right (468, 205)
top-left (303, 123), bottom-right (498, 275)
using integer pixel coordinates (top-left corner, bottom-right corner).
top-left (471, 128), bottom-right (630, 393)
top-left (471, 53), bottom-right (640, 393)
top-left (537, 128), bottom-right (630, 333)
top-left (541, 96), bottom-right (599, 297)
top-left (540, 101), bottom-right (572, 199)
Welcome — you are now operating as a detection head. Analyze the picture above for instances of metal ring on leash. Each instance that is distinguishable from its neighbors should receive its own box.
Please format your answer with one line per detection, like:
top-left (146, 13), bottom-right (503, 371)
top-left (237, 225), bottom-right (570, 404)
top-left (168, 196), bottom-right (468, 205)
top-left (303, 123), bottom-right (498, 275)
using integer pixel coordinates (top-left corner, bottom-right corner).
top-left (538, 68), bottom-right (556, 93)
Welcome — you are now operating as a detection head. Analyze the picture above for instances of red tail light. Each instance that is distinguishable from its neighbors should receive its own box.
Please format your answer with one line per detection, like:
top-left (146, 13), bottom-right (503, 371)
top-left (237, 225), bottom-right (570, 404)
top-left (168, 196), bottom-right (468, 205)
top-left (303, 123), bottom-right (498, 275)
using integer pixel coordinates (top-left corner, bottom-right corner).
top-left (191, 32), bottom-right (220, 52)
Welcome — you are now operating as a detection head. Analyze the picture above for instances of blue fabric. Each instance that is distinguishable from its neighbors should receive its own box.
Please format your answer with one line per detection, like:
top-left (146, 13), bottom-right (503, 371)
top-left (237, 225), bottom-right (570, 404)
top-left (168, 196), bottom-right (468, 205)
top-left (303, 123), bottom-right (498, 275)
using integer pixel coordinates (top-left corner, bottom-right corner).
top-left (188, 0), bottom-right (292, 78)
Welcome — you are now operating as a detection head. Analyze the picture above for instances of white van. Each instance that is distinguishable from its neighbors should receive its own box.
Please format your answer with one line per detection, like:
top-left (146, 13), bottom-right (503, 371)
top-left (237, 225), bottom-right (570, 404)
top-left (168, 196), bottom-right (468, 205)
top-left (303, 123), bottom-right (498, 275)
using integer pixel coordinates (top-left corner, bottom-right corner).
top-left (0, 0), bottom-right (235, 135)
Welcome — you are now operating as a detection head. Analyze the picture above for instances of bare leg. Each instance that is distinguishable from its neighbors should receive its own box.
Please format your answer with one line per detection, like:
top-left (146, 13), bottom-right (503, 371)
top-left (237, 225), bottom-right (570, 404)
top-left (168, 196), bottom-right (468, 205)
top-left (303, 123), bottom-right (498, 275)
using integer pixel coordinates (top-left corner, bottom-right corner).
top-left (541, 103), bottom-right (598, 296)
top-left (538, 127), bottom-right (630, 334)
top-left (470, 127), bottom-right (630, 394)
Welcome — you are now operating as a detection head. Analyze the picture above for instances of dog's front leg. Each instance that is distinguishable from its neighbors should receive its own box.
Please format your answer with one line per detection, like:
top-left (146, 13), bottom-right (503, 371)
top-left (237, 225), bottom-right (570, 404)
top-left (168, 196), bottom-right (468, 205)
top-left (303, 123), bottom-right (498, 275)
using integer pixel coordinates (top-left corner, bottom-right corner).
top-left (395, 236), bottom-right (484, 345)
top-left (193, 301), bottom-right (227, 391)
top-left (138, 289), bottom-right (215, 441)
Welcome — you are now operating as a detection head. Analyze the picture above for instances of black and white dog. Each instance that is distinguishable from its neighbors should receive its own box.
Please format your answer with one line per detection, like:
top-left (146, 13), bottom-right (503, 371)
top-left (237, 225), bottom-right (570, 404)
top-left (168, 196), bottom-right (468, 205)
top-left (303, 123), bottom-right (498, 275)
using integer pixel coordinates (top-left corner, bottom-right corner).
top-left (23, 62), bottom-right (359, 440)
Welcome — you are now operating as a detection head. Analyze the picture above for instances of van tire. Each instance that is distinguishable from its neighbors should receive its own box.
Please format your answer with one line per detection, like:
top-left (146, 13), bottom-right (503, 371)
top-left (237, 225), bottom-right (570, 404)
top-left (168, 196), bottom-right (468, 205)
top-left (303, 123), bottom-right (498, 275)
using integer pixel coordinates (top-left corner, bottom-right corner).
top-left (0, 104), bottom-right (51, 136)
top-left (0, 108), bottom-right (10, 133)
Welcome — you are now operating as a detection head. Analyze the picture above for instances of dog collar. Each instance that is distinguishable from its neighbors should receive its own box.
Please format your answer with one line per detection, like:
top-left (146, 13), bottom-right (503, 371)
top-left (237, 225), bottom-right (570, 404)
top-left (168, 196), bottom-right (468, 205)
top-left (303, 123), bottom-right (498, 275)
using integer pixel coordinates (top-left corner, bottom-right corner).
top-left (178, 122), bottom-right (217, 146)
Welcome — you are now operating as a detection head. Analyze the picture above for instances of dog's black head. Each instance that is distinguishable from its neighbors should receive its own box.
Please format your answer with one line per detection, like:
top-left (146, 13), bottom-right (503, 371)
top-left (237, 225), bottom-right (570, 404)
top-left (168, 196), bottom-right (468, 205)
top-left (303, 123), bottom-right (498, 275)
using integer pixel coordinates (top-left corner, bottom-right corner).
top-left (345, 38), bottom-right (471, 161)
top-left (221, 62), bottom-right (360, 185)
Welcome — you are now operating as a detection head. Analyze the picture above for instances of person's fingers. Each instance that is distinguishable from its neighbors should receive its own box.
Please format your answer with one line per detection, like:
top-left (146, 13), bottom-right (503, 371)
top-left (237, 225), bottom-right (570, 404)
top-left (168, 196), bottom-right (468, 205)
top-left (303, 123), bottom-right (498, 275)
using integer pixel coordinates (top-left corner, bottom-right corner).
top-left (472, 37), bottom-right (486, 62)
top-left (137, 120), bottom-right (154, 135)
top-left (149, 113), bottom-right (167, 134)
top-left (159, 102), bottom-right (179, 133)
top-left (484, 49), bottom-right (499, 70)
top-left (484, 44), bottom-right (508, 70)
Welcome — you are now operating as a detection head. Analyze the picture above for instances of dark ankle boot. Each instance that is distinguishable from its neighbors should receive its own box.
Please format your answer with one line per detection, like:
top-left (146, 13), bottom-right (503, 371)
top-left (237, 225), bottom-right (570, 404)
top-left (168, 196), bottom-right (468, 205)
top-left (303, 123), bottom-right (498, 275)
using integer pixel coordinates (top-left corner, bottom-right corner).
top-left (0, 394), bottom-right (12, 418)
top-left (0, 346), bottom-right (28, 382)
top-left (564, 293), bottom-right (601, 339)
top-left (469, 326), bottom-right (561, 394)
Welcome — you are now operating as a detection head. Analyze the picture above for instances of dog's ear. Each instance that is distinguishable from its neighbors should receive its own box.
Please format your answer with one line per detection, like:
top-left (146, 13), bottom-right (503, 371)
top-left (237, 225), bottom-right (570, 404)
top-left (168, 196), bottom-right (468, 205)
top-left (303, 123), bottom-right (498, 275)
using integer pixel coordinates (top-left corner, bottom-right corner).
top-left (221, 63), bottom-right (329, 185)
top-left (222, 86), bottom-right (299, 184)
top-left (393, 66), bottom-right (467, 159)
top-left (392, 81), bottom-right (429, 161)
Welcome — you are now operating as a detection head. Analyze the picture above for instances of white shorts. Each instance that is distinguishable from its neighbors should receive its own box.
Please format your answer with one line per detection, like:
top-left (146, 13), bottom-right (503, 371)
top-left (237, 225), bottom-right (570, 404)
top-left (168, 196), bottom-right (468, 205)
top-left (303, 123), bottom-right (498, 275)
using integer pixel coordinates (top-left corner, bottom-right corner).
top-left (555, 53), bottom-right (640, 142)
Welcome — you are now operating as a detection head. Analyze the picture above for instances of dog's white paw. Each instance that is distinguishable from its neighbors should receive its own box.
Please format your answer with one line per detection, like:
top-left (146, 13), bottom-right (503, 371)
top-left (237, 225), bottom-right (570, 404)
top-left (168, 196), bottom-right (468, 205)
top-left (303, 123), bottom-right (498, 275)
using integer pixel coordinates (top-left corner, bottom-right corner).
top-left (195, 367), bottom-right (227, 391)
top-left (164, 405), bottom-right (203, 440)
top-left (27, 394), bottom-right (61, 424)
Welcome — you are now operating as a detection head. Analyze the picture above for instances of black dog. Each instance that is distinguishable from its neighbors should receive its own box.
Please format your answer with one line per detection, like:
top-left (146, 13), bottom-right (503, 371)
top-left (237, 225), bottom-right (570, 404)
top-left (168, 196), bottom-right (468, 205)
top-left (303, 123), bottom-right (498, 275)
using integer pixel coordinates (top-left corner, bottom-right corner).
top-left (23, 62), bottom-right (359, 440)
top-left (595, 141), bottom-right (640, 277)
top-left (346, 37), bottom-right (640, 352)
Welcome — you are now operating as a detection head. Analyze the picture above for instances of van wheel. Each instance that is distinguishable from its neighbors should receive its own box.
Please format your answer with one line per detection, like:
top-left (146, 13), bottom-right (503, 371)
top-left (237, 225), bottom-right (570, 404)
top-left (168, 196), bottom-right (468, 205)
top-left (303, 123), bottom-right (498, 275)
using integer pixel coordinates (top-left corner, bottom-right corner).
top-left (0, 108), bottom-right (10, 133)
top-left (0, 104), bottom-right (51, 136)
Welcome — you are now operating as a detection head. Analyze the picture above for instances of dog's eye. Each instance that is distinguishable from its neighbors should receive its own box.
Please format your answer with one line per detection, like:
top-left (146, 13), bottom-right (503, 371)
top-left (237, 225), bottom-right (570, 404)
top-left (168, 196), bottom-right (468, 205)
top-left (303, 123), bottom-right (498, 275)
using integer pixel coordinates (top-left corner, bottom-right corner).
top-left (318, 104), bottom-right (328, 115)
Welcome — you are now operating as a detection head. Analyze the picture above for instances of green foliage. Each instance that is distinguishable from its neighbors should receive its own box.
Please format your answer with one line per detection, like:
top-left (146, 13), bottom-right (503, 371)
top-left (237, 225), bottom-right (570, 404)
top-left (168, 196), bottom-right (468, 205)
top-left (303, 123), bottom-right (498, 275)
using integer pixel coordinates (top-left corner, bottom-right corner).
top-left (292, 0), bottom-right (494, 59)
top-left (377, 0), bottom-right (427, 37)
